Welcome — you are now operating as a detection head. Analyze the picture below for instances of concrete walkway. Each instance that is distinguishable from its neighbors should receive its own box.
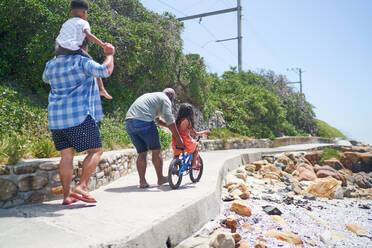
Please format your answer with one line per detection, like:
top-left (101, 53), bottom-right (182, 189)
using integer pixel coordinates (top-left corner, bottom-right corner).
top-left (0, 144), bottom-right (334, 248)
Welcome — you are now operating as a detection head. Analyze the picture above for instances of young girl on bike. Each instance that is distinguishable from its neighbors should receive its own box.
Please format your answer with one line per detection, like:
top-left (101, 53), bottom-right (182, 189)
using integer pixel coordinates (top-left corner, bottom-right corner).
top-left (172, 103), bottom-right (209, 168)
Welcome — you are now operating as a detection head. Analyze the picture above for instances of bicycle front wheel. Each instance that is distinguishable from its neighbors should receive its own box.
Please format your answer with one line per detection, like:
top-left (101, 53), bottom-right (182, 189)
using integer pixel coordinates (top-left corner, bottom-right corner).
top-left (168, 158), bottom-right (183, 189)
top-left (189, 154), bottom-right (203, 183)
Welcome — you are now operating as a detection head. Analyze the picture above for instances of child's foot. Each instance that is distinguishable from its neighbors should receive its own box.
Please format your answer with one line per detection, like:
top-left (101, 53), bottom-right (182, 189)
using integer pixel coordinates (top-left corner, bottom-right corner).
top-left (158, 176), bottom-right (168, 186)
top-left (100, 89), bottom-right (113, 100)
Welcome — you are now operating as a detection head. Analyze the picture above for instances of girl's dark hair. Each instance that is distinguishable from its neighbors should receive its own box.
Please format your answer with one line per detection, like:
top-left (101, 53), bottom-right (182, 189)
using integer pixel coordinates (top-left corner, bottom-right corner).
top-left (176, 103), bottom-right (194, 128)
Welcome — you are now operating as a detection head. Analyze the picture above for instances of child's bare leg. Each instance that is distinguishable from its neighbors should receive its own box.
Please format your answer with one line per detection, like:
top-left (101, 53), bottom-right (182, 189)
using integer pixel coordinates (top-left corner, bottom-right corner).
top-left (191, 146), bottom-right (199, 169)
top-left (97, 78), bottom-right (112, 99)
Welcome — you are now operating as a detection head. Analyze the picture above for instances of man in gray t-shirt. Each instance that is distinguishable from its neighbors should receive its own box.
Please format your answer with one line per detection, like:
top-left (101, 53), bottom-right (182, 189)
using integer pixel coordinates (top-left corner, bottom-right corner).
top-left (125, 88), bottom-right (185, 188)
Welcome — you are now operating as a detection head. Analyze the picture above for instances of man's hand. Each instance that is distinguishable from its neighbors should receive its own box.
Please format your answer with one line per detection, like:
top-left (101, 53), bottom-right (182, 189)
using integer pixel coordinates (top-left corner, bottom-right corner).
top-left (168, 123), bottom-right (185, 150)
top-left (104, 43), bottom-right (115, 56)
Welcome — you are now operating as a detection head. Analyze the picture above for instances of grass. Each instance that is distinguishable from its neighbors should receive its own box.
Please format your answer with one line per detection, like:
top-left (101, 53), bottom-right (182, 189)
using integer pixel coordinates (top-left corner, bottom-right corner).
top-left (0, 85), bottom-right (172, 164)
top-left (208, 128), bottom-right (247, 140)
top-left (320, 148), bottom-right (341, 163)
top-left (315, 119), bottom-right (346, 139)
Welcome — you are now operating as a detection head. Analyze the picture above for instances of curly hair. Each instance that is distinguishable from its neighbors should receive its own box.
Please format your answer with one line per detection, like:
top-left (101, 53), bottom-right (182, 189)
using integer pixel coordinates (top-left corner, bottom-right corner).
top-left (176, 103), bottom-right (194, 128)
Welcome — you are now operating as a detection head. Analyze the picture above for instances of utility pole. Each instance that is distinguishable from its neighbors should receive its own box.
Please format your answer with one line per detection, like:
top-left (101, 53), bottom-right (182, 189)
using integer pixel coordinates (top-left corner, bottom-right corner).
top-left (287, 68), bottom-right (304, 94)
top-left (237, 0), bottom-right (242, 72)
top-left (178, 0), bottom-right (243, 72)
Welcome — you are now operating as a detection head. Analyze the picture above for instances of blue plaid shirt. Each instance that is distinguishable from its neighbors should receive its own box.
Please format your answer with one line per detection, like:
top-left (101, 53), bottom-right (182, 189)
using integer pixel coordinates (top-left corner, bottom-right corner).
top-left (42, 55), bottom-right (109, 130)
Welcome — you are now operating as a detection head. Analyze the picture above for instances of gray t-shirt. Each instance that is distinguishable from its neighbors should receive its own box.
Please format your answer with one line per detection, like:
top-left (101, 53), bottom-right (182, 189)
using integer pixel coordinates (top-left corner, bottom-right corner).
top-left (125, 92), bottom-right (175, 125)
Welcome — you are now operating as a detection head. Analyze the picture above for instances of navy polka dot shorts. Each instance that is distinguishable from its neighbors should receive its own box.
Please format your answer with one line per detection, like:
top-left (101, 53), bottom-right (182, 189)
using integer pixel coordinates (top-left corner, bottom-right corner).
top-left (51, 115), bottom-right (102, 152)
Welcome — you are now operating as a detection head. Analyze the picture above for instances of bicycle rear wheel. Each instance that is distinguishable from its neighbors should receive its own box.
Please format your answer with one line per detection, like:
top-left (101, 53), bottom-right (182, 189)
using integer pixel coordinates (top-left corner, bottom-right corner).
top-left (168, 158), bottom-right (183, 189)
top-left (189, 154), bottom-right (203, 183)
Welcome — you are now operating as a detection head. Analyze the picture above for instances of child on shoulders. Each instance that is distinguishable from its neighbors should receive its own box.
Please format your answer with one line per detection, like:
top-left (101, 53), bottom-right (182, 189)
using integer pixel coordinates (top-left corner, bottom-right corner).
top-left (55, 0), bottom-right (112, 99)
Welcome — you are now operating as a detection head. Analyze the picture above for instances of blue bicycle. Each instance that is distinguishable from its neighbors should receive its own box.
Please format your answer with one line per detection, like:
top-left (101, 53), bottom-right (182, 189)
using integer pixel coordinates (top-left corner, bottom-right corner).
top-left (168, 137), bottom-right (204, 189)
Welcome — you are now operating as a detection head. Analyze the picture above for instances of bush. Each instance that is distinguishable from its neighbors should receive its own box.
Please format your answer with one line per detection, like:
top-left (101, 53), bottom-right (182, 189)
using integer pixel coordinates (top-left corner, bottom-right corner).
top-left (320, 148), bottom-right (341, 163)
top-left (0, 133), bottom-right (27, 165)
top-left (207, 70), bottom-right (303, 139)
top-left (208, 128), bottom-right (245, 140)
top-left (315, 119), bottom-right (346, 138)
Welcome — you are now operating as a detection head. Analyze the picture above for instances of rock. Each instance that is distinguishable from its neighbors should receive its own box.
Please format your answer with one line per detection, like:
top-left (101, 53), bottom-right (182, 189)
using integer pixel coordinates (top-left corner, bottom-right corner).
top-left (209, 231), bottom-right (235, 248)
top-left (319, 230), bottom-right (347, 245)
top-left (232, 233), bottom-right (241, 243)
top-left (284, 152), bottom-right (296, 162)
top-left (339, 168), bottom-right (353, 176)
top-left (224, 175), bottom-right (245, 188)
top-left (354, 173), bottom-right (372, 189)
top-left (275, 162), bottom-right (286, 170)
top-left (0, 165), bottom-right (10, 175)
top-left (263, 172), bottom-right (280, 181)
top-left (315, 165), bottom-right (347, 186)
top-left (51, 186), bottom-right (63, 195)
top-left (323, 158), bottom-right (344, 170)
top-left (263, 156), bottom-right (274, 164)
top-left (38, 161), bottom-right (59, 171)
top-left (239, 244), bottom-right (251, 248)
top-left (264, 231), bottom-right (303, 246)
top-left (245, 164), bottom-right (256, 173)
top-left (0, 179), bottom-right (18, 201)
top-left (270, 215), bottom-right (286, 225)
top-left (13, 164), bottom-right (37, 175)
top-left (306, 176), bottom-right (342, 198)
top-left (18, 175), bottom-right (48, 192)
top-left (104, 167), bottom-right (112, 176)
top-left (230, 200), bottom-right (252, 216)
top-left (235, 172), bottom-right (247, 181)
top-left (52, 173), bottom-right (60, 182)
top-left (262, 205), bottom-right (282, 215)
top-left (276, 155), bottom-right (296, 174)
top-left (242, 223), bottom-right (255, 231)
top-left (359, 152), bottom-right (372, 164)
top-left (224, 216), bottom-right (238, 232)
top-left (28, 193), bottom-right (48, 203)
top-left (343, 152), bottom-right (362, 171)
top-left (254, 244), bottom-right (266, 248)
top-left (346, 223), bottom-right (368, 236)
top-left (261, 164), bottom-right (281, 174)
top-left (305, 151), bottom-right (322, 165)
top-left (296, 163), bottom-right (316, 181)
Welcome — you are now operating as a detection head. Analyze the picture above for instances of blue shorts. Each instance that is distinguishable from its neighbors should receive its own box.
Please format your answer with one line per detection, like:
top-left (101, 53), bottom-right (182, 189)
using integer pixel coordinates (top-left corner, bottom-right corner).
top-left (126, 120), bottom-right (161, 153)
top-left (51, 115), bottom-right (102, 153)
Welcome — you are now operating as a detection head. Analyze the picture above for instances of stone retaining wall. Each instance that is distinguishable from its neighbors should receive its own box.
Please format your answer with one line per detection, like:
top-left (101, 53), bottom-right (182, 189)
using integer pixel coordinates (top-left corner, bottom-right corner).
top-left (273, 136), bottom-right (334, 147)
top-left (0, 136), bottom-right (334, 208)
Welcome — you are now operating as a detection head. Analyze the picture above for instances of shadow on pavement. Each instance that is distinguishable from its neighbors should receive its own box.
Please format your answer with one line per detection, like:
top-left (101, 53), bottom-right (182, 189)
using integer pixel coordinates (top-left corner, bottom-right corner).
top-left (0, 202), bottom-right (95, 218)
top-left (105, 183), bottom-right (196, 193)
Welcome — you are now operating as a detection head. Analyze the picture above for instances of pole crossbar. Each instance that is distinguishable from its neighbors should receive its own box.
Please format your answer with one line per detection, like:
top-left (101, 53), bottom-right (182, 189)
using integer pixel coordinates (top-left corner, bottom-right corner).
top-left (216, 37), bottom-right (238, 42)
top-left (177, 7), bottom-right (238, 21)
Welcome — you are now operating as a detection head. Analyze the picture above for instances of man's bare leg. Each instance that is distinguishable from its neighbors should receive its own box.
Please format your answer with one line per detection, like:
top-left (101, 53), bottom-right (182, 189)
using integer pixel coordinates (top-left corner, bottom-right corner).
top-left (137, 152), bottom-right (149, 188)
top-left (152, 149), bottom-right (167, 185)
top-left (74, 148), bottom-right (103, 195)
top-left (59, 148), bottom-right (75, 202)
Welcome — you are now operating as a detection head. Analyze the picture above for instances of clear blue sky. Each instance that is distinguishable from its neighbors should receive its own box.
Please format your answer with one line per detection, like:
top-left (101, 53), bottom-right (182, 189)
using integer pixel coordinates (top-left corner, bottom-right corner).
top-left (141, 0), bottom-right (372, 144)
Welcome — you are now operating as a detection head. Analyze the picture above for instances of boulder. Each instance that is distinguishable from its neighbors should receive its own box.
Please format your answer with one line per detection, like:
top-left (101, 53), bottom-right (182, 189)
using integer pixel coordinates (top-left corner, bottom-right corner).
top-left (228, 183), bottom-right (250, 199)
top-left (346, 223), bottom-right (368, 236)
top-left (314, 165), bottom-right (347, 186)
top-left (296, 163), bottom-right (316, 181)
top-left (51, 186), bottom-right (63, 195)
top-left (354, 173), bottom-right (372, 189)
top-left (263, 172), bottom-right (280, 181)
top-left (306, 176), bottom-right (342, 198)
top-left (39, 161), bottom-right (59, 171)
top-left (209, 231), bottom-right (235, 248)
top-left (245, 164), bottom-right (256, 173)
top-left (224, 216), bottom-right (238, 232)
top-left (343, 152), bottom-right (362, 171)
top-left (232, 233), bottom-right (241, 243)
top-left (323, 158), bottom-right (344, 170)
top-left (28, 193), bottom-right (48, 203)
top-left (304, 151), bottom-right (322, 165)
top-left (230, 200), bottom-right (252, 216)
top-left (261, 164), bottom-right (281, 174)
top-left (0, 179), bottom-right (17, 201)
top-left (264, 231), bottom-right (303, 246)
top-left (276, 155), bottom-right (296, 174)
top-left (224, 175), bottom-right (244, 188)
top-left (235, 172), bottom-right (247, 182)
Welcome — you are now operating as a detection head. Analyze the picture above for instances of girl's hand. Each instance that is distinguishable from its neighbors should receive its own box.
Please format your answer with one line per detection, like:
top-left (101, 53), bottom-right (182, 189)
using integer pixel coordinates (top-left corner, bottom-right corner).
top-left (204, 131), bottom-right (210, 135)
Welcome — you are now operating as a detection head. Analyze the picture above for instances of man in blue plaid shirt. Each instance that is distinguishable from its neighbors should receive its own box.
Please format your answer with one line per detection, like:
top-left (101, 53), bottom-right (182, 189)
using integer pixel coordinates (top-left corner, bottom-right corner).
top-left (42, 43), bottom-right (115, 205)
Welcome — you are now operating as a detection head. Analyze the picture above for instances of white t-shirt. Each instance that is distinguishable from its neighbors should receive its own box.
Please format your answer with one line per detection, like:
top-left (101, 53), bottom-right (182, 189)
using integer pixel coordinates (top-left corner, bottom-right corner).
top-left (56, 17), bottom-right (91, 51)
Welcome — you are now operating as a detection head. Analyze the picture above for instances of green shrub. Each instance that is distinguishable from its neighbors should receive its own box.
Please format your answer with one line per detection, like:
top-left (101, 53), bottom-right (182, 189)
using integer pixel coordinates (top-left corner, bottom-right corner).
top-left (320, 148), bottom-right (341, 163)
top-left (31, 135), bottom-right (59, 158)
top-left (158, 128), bottom-right (172, 151)
top-left (208, 128), bottom-right (245, 140)
top-left (0, 133), bottom-right (27, 165)
top-left (315, 119), bottom-right (346, 138)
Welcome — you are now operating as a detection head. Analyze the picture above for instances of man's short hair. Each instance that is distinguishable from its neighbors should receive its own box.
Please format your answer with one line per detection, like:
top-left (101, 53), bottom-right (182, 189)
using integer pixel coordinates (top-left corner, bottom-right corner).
top-left (163, 88), bottom-right (176, 102)
top-left (71, 0), bottom-right (89, 10)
